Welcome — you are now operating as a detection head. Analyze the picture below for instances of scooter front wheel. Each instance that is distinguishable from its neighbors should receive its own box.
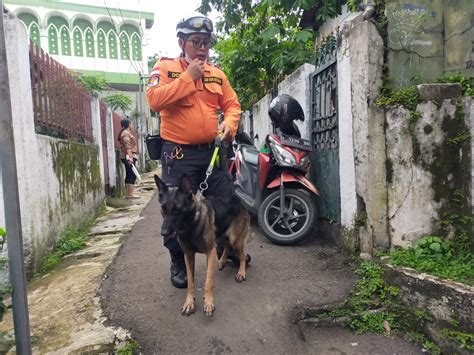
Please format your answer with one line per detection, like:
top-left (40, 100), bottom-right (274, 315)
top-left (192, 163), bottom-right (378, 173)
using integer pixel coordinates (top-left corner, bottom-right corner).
top-left (258, 188), bottom-right (317, 245)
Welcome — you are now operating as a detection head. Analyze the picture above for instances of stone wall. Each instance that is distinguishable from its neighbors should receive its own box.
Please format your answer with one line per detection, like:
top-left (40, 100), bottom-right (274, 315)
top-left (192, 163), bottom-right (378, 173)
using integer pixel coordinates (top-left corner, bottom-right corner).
top-left (387, 0), bottom-right (474, 88)
top-left (386, 93), bottom-right (472, 247)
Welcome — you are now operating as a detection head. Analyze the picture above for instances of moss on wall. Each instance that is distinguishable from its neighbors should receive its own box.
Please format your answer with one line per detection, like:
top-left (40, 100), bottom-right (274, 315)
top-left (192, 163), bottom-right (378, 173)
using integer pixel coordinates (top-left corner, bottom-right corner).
top-left (426, 102), bottom-right (472, 238)
top-left (51, 141), bottom-right (102, 212)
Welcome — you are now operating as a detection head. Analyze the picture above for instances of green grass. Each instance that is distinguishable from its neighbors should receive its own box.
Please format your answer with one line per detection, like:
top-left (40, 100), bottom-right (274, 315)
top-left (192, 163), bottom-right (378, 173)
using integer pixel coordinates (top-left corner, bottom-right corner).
top-left (386, 236), bottom-right (474, 285)
top-left (440, 329), bottom-right (474, 350)
top-left (316, 260), bottom-right (441, 353)
top-left (116, 339), bottom-right (141, 355)
top-left (35, 226), bottom-right (89, 276)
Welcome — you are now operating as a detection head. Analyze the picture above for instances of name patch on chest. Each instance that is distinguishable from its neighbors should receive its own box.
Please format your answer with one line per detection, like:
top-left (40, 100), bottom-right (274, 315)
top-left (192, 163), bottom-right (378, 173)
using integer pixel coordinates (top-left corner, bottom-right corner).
top-left (203, 76), bottom-right (223, 85)
top-left (168, 71), bottom-right (181, 79)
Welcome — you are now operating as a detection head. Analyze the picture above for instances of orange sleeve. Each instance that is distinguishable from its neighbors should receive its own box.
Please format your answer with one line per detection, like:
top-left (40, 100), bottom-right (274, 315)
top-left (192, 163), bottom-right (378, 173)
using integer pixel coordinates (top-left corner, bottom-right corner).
top-left (146, 60), bottom-right (197, 112)
top-left (219, 74), bottom-right (241, 137)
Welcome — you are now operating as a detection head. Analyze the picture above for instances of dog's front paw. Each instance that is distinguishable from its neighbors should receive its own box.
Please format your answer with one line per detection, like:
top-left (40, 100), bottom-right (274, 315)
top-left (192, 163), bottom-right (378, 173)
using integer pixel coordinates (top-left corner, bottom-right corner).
top-left (203, 297), bottom-right (215, 317)
top-left (235, 271), bottom-right (246, 282)
top-left (181, 299), bottom-right (195, 316)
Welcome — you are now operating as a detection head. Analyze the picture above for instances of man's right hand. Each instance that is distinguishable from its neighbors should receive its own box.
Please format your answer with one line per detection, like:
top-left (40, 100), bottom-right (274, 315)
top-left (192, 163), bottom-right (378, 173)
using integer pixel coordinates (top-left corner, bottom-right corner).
top-left (187, 58), bottom-right (205, 82)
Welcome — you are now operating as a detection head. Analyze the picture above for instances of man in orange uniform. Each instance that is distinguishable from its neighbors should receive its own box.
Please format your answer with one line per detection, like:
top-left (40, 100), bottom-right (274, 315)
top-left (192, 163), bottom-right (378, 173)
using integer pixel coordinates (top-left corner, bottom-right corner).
top-left (147, 13), bottom-right (250, 288)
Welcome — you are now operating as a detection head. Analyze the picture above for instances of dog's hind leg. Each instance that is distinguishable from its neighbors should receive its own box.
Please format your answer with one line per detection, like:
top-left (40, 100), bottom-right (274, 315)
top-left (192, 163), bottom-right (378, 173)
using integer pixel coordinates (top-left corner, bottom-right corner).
top-left (230, 212), bottom-right (250, 282)
top-left (181, 252), bottom-right (196, 316)
top-left (203, 247), bottom-right (217, 316)
top-left (217, 239), bottom-right (231, 270)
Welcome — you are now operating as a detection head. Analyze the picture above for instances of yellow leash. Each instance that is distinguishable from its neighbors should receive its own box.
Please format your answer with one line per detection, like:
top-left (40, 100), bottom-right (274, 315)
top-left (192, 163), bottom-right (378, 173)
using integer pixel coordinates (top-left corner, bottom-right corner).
top-left (198, 134), bottom-right (222, 196)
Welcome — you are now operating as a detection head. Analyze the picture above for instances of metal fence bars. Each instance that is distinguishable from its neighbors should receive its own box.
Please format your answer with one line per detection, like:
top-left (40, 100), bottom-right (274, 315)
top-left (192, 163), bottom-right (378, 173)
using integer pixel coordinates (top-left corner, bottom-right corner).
top-left (29, 41), bottom-right (93, 142)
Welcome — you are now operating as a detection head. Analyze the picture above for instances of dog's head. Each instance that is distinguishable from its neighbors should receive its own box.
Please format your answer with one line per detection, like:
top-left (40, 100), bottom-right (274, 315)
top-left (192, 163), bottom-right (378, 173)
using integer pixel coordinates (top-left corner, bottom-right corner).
top-left (154, 174), bottom-right (195, 237)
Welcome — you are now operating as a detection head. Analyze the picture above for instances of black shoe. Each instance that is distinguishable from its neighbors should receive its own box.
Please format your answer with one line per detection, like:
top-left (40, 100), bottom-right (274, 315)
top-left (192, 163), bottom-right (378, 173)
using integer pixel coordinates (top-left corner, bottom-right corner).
top-left (170, 261), bottom-right (187, 288)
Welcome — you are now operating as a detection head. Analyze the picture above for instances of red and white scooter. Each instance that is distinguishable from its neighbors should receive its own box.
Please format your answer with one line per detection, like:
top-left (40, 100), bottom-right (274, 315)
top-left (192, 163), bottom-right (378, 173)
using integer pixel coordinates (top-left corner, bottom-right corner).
top-left (232, 95), bottom-right (319, 245)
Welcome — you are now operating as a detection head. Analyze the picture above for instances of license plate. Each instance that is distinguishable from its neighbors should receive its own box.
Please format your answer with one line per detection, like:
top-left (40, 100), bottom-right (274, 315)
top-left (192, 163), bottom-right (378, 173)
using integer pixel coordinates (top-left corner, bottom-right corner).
top-left (280, 134), bottom-right (312, 151)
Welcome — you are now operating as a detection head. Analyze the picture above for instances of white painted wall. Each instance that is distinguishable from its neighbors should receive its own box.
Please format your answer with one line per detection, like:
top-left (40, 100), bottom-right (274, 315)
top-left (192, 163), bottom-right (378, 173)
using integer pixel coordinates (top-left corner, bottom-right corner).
top-left (106, 108), bottom-right (117, 190)
top-left (251, 93), bottom-right (273, 150)
top-left (336, 27), bottom-right (358, 228)
top-left (249, 63), bottom-right (315, 149)
top-left (277, 63), bottom-right (315, 140)
top-left (2, 14), bottom-right (105, 274)
top-left (91, 96), bottom-right (105, 185)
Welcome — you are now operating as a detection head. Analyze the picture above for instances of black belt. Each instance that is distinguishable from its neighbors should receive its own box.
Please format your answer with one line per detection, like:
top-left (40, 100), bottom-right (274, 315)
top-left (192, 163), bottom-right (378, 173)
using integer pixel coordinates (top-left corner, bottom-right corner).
top-left (164, 140), bottom-right (214, 150)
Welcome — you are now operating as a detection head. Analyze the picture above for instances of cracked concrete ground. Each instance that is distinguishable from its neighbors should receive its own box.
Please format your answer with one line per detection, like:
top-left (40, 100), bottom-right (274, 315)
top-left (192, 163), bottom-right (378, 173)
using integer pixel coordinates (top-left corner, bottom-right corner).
top-left (1, 170), bottom-right (424, 354)
top-left (0, 172), bottom-right (158, 354)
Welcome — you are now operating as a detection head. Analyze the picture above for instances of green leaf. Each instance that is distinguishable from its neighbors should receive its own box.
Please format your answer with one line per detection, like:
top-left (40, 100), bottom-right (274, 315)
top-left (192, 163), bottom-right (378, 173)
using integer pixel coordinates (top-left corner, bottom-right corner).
top-left (102, 93), bottom-right (133, 113)
top-left (0, 228), bottom-right (5, 237)
top-left (429, 242), bottom-right (442, 253)
top-left (260, 24), bottom-right (281, 40)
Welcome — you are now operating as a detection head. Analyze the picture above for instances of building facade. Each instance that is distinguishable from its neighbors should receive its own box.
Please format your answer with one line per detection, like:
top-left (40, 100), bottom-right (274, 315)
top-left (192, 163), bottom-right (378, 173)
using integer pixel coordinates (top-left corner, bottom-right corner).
top-left (4, 0), bottom-right (154, 91)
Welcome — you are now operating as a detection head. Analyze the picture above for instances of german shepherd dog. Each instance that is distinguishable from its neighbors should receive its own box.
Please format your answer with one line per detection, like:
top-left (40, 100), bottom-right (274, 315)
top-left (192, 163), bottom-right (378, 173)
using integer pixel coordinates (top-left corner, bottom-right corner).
top-left (154, 174), bottom-right (250, 317)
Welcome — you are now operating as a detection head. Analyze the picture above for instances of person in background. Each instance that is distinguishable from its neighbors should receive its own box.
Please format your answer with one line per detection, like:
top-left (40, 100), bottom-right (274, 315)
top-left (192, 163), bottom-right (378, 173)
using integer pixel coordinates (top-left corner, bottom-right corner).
top-left (146, 13), bottom-right (251, 289)
top-left (118, 117), bottom-right (139, 199)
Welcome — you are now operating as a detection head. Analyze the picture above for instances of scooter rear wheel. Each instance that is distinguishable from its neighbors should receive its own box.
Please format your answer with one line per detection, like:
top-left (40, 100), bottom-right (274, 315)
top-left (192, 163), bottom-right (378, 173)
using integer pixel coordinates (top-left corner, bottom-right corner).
top-left (258, 188), bottom-right (317, 245)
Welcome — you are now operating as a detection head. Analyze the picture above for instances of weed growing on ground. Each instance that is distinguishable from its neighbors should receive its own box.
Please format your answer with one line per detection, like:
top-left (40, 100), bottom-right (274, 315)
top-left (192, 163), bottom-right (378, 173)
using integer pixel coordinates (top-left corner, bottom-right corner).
top-left (386, 235), bottom-right (474, 285)
top-left (34, 202), bottom-right (108, 277)
top-left (316, 260), bottom-right (440, 353)
top-left (440, 329), bottom-right (474, 351)
top-left (116, 339), bottom-right (141, 355)
top-left (35, 226), bottom-right (89, 276)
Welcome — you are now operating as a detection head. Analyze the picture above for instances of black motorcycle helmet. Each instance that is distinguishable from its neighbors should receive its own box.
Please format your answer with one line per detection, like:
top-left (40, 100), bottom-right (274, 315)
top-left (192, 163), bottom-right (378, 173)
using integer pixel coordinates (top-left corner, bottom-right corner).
top-left (268, 94), bottom-right (304, 129)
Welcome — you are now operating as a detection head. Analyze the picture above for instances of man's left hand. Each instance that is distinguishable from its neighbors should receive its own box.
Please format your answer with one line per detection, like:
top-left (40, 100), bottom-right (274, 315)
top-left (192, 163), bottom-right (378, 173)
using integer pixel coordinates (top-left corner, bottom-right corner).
top-left (218, 122), bottom-right (232, 142)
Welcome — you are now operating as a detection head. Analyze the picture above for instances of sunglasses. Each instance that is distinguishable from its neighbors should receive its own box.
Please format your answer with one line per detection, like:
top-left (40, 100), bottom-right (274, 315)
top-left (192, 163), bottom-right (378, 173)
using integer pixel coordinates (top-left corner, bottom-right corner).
top-left (189, 38), bottom-right (212, 49)
top-left (184, 17), bottom-right (214, 32)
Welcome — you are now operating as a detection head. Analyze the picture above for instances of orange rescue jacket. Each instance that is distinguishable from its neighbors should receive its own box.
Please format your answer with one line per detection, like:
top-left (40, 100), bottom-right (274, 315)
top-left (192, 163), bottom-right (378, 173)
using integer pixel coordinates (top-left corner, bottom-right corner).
top-left (146, 56), bottom-right (241, 145)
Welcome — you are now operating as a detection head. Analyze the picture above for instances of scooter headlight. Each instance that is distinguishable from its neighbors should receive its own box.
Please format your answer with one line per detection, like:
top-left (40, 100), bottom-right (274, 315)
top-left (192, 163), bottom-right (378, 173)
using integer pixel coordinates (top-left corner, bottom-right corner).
top-left (269, 141), bottom-right (297, 167)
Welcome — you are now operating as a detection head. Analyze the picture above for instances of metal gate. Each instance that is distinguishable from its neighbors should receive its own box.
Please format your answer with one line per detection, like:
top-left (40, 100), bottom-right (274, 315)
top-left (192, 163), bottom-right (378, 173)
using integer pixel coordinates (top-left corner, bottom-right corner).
top-left (310, 37), bottom-right (341, 222)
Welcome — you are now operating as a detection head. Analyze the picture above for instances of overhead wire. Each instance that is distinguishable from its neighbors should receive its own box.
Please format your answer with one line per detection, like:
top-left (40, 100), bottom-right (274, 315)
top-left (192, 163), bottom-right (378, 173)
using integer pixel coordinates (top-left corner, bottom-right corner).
top-left (117, 1), bottom-right (145, 74)
top-left (103, 0), bottom-right (141, 75)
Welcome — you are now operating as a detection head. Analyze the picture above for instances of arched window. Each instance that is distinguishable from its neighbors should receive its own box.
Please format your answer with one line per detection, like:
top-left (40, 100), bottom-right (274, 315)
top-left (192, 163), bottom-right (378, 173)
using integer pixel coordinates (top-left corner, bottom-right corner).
top-left (119, 32), bottom-right (130, 60)
top-left (30, 22), bottom-right (40, 46)
top-left (18, 13), bottom-right (41, 46)
top-left (108, 31), bottom-right (118, 59)
top-left (98, 21), bottom-right (116, 59)
top-left (73, 27), bottom-right (83, 56)
top-left (85, 28), bottom-right (95, 57)
top-left (97, 29), bottom-right (107, 58)
top-left (119, 24), bottom-right (140, 61)
top-left (60, 26), bottom-right (71, 56)
top-left (72, 19), bottom-right (94, 58)
top-left (131, 33), bottom-right (141, 61)
top-left (48, 25), bottom-right (59, 54)
top-left (48, 16), bottom-right (69, 55)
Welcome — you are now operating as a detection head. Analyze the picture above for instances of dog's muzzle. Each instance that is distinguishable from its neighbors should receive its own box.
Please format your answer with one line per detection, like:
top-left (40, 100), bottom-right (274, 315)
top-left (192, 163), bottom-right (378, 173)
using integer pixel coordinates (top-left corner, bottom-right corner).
top-left (161, 223), bottom-right (174, 238)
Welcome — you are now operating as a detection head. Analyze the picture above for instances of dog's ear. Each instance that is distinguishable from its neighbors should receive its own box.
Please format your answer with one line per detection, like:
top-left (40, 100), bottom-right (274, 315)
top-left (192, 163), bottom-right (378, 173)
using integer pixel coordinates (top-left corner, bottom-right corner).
top-left (154, 174), bottom-right (168, 197)
top-left (179, 174), bottom-right (193, 195)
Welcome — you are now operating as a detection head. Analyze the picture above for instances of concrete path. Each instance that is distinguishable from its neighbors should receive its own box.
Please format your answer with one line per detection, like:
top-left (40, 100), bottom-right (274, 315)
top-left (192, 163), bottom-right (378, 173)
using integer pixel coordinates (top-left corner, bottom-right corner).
top-left (0, 173), bottom-right (157, 354)
top-left (0, 171), bottom-right (423, 354)
top-left (100, 174), bottom-right (423, 354)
